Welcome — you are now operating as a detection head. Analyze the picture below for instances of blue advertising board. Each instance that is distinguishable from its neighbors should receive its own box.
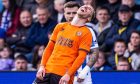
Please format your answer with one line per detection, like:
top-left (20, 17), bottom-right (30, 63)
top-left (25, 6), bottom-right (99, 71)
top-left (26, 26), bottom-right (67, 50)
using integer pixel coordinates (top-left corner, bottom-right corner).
top-left (0, 71), bottom-right (140, 84)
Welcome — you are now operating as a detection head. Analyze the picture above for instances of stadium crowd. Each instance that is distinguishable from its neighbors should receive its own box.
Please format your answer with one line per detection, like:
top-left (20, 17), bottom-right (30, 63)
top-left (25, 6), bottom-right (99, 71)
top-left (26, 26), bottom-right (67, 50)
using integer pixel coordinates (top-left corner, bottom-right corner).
top-left (0, 0), bottom-right (140, 71)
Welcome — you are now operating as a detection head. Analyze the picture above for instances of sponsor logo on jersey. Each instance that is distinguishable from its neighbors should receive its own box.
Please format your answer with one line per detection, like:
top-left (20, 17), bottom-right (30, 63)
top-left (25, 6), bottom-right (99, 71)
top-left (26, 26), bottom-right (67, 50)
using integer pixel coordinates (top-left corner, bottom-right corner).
top-left (76, 31), bottom-right (82, 36)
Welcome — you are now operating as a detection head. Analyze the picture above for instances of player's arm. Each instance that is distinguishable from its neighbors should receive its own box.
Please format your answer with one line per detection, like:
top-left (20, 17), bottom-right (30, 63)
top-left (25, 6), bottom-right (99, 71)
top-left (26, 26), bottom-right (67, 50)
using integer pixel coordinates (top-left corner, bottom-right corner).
top-left (78, 28), bottom-right (99, 80)
top-left (77, 48), bottom-right (99, 81)
top-left (59, 50), bottom-right (89, 84)
top-left (40, 41), bottom-right (55, 66)
top-left (40, 23), bottom-right (65, 67)
top-left (67, 30), bottom-right (92, 76)
top-left (36, 41), bottom-right (55, 80)
top-left (87, 48), bottom-right (99, 68)
top-left (37, 23), bottom-right (64, 80)
top-left (67, 50), bottom-right (89, 75)
top-left (59, 30), bottom-right (92, 84)
top-left (87, 26), bottom-right (99, 68)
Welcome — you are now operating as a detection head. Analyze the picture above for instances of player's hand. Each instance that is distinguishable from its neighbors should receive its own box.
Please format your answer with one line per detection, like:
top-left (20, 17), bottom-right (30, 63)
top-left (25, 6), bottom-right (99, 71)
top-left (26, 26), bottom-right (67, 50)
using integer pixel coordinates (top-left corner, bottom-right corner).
top-left (128, 43), bottom-right (135, 52)
top-left (77, 65), bottom-right (90, 83)
top-left (77, 77), bottom-right (85, 83)
top-left (36, 66), bottom-right (46, 80)
top-left (59, 74), bottom-right (70, 84)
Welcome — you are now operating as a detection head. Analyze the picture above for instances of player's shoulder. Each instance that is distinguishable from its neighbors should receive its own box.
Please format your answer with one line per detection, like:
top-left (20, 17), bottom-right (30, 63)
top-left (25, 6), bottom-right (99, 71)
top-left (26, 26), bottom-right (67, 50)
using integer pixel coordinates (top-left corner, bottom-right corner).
top-left (82, 26), bottom-right (93, 33)
top-left (57, 22), bottom-right (69, 27)
top-left (54, 22), bottom-right (69, 31)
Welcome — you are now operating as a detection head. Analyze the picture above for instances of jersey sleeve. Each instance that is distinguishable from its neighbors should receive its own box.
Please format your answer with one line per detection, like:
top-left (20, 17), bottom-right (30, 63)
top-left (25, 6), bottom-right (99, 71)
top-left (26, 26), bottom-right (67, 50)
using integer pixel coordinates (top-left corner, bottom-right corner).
top-left (88, 28), bottom-right (99, 49)
top-left (79, 30), bottom-right (92, 52)
top-left (50, 23), bottom-right (66, 42)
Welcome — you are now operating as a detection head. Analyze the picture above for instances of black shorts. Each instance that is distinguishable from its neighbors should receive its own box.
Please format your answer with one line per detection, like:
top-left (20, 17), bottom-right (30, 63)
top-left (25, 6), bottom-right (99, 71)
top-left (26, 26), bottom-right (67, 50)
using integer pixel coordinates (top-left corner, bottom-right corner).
top-left (33, 73), bottom-right (62, 84)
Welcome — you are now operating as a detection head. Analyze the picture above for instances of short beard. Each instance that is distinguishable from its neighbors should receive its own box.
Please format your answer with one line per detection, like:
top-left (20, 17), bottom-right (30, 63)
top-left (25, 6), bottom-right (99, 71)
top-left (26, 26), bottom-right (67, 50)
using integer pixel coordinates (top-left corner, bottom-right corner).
top-left (77, 13), bottom-right (91, 19)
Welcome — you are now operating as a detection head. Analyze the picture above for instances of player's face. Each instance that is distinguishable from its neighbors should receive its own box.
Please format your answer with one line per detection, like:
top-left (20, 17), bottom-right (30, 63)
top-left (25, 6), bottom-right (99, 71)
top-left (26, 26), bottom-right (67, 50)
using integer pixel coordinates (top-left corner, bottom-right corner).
top-left (77, 5), bottom-right (94, 20)
top-left (114, 42), bottom-right (126, 55)
top-left (64, 7), bottom-right (79, 22)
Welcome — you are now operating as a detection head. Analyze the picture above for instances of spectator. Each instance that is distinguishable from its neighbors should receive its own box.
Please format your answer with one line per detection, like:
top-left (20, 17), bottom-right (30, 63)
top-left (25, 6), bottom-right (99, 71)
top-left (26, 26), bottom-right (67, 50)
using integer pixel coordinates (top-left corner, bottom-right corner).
top-left (116, 57), bottom-right (131, 70)
top-left (32, 45), bottom-right (45, 69)
top-left (135, 0), bottom-right (140, 5)
top-left (47, 30), bottom-right (53, 40)
top-left (0, 0), bottom-right (20, 36)
top-left (0, 45), bottom-right (14, 71)
top-left (91, 50), bottom-right (113, 71)
top-left (64, 1), bottom-right (80, 22)
top-left (105, 5), bottom-right (140, 51)
top-left (104, 0), bottom-right (121, 22)
top-left (96, 0), bottom-right (108, 7)
top-left (12, 54), bottom-right (36, 71)
top-left (25, 6), bottom-right (57, 49)
top-left (94, 6), bottom-right (113, 50)
top-left (108, 39), bottom-right (127, 69)
top-left (51, 0), bottom-right (66, 23)
top-left (0, 0), bottom-right (3, 12)
top-left (6, 10), bottom-right (33, 54)
top-left (0, 28), bottom-right (6, 49)
top-left (30, 0), bottom-right (54, 21)
top-left (124, 30), bottom-right (140, 70)
top-left (121, 0), bottom-right (140, 20)
top-left (16, 0), bottom-right (34, 10)
top-left (0, 38), bottom-right (5, 49)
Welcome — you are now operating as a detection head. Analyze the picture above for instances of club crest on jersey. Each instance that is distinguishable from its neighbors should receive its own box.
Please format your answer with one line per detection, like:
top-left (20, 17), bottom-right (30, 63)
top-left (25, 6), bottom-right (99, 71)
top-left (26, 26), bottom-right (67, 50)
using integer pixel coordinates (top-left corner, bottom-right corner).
top-left (76, 31), bottom-right (82, 36)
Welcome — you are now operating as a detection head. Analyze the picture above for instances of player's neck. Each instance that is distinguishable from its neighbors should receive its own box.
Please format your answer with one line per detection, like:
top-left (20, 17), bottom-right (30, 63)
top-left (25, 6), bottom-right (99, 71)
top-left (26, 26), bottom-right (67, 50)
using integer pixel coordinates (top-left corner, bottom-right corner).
top-left (71, 15), bottom-right (86, 27)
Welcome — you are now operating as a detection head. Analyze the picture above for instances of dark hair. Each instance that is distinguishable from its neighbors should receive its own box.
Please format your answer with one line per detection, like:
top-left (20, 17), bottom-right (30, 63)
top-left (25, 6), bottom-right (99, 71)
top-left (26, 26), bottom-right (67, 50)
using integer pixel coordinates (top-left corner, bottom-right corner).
top-left (20, 9), bottom-right (32, 15)
top-left (96, 6), bottom-right (110, 15)
top-left (130, 30), bottom-right (140, 49)
top-left (0, 44), bottom-right (11, 53)
top-left (118, 57), bottom-right (129, 63)
top-left (32, 45), bottom-right (45, 68)
top-left (1, 0), bottom-right (18, 17)
top-left (131, 30), bottom-right (140, 37)
top-left (64, 1), bottom-right (80, 9)
top-left (116, 57), bottom-right (131, 70)
top-left (98, 49), bottom-right (112, 67)
top-left (15, 54), bottom-right (28, 62)
top-left (114, 39), bottom-right (126, 47)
